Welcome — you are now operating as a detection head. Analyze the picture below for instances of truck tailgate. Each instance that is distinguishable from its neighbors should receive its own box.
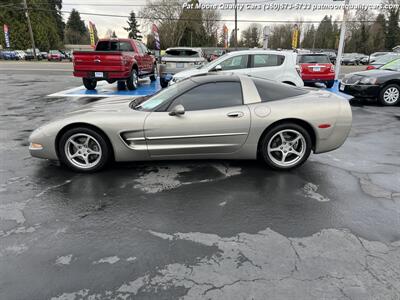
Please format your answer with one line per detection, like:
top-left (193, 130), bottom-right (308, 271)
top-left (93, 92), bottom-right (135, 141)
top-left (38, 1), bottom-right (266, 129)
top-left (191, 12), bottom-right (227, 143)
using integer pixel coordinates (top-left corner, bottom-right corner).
top-left (73, 51), bottom-right (125, 72)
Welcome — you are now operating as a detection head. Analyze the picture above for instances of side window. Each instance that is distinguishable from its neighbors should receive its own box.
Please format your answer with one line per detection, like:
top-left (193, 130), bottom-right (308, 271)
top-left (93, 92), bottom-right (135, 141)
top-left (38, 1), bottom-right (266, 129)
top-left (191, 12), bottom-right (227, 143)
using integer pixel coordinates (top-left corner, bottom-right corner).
top-left (169, 82), bottom-right (243, 111)
top-left (119, 42), bottom-right (134, 52)
top-left (139, 43), bottom-right (149, 54)
top-left (253, 54), bottom-right (285, 68)
top-left (218, 55), bottom-right (248, 71)
top-left (134, 41), bottom-right (144, 54)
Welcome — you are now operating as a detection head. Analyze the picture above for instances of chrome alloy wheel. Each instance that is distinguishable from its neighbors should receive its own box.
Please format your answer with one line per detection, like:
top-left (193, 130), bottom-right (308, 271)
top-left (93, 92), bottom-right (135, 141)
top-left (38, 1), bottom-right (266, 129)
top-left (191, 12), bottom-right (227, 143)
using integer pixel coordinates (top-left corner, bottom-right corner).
top-left (383, 87), bottom-right (399, 104)
top-left (64, 133), bottom-right (102, 169)
top-left (132, 71), bottom-right (138, 87)
top-left (267, 129), bottom-right (306, 167)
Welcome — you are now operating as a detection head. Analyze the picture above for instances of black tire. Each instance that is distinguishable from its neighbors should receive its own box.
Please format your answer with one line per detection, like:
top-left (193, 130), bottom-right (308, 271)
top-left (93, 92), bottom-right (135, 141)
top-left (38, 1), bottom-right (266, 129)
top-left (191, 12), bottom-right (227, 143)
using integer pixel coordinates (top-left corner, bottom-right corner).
top-left (149, 64), bottom-right (158, 82)
top-left (126, 69), bottom-right (138, 90)
top-left (117, 80), bottom-right (126, 90)
top-left (160, 79), bottom-right (169, 88)
top-left (58, 127), bottom-right (111, 173)
top-left (325, 80), bottom-right (335, 88)
top-left (379, 84), bottom-right (400, 106)
top-left (259, 123), bottom-right (312, 170)
top-left (83, 78), bottom-right (97, 90)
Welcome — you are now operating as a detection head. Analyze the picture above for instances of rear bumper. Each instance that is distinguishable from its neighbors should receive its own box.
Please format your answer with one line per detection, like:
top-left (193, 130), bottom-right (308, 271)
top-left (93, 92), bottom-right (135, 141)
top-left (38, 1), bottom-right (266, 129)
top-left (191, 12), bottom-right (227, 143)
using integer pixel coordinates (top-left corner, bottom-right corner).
top-left (73, 69), bottom-right (131, 79)
top-left (339, 82), bottom-right (380, 98)
top-left (302, 74), bottom-right (335, 83)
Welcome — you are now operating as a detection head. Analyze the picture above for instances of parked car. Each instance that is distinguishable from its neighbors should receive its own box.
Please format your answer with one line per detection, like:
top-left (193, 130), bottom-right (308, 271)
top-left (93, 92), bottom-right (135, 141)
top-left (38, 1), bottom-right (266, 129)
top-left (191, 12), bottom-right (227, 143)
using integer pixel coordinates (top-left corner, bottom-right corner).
top-left (60, 50), bottom-right (72, 62)
top-left (73, 38), bottom-right (157, 90)
top-left (366, 52), bottom-right (400, 70)
top-left (1, 50), bottom-right (17, 60)
top-left (341, 53), bottom-right (361, 65)
top-left (297, 53), bottom-right (335, 88)
top-left (170, 50), bottom-right (304, 87)
top-left (29, 74), bottom-right (351, 172)
top-left (14, 50), bottom-right (26, 60)
top-left (26, 48), bottom-right (42, 60)
top-left (361, 52), bottom-right (389, 65)
top-left (41, 52), bottom-right (48, 59)
top-left (24, 51), bottom-right (35, 61)
top-left (48, 50), bottom-right (63, 61)
top-left (321, 51), bottom-right (337, 64)
top-left (159, 47), bottom-right (206, 88)
top-left (340, 58), bottom-right (400, 106)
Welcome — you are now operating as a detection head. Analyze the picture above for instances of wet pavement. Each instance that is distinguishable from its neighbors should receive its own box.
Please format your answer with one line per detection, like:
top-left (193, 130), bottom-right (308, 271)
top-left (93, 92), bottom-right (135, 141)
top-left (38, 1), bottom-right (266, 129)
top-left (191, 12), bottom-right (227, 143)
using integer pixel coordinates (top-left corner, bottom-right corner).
top-left (0, 65), bottom-right (400, 300)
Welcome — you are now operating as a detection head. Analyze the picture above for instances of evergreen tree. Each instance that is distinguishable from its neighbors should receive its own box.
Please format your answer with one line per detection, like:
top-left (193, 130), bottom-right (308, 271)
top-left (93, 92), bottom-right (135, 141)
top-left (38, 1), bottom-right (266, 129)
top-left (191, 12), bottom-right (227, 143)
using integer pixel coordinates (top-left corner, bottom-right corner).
top-left (124, 11), bottom-right (142, 40)
top-left (367, 14), bottom-right (387, 52)
top-left (385, 6), bottom-right (400, 49)
top-left (64, 9), bottom-right (88, 44)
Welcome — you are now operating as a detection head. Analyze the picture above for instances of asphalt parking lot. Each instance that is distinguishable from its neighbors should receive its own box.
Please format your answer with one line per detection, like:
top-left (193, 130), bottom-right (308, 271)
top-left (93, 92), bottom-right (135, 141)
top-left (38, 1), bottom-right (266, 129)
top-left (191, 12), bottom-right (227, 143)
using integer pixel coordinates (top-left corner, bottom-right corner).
top-left (0, 61), bottom-right (400, 300)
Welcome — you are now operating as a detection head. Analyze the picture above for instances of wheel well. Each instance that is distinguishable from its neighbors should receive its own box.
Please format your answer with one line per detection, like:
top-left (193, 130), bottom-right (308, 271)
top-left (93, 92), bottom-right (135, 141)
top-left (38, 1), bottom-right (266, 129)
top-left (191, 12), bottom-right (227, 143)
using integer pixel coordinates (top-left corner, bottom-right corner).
top-left (282, 81), bottom-right (295, 86)
top-left (257, 118), bottom-right (316, 154)
top-left (55, 123), bottom-right (115, 161)
top-left (381, 80), bottom-right (400, 89)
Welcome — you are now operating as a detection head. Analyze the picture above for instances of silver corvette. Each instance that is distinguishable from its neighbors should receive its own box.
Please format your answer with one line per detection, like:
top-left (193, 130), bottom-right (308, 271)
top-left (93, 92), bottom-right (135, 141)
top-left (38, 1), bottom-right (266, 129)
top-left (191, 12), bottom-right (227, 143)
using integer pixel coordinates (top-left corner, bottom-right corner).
top-left (29, 74), bottom-right (352, 172)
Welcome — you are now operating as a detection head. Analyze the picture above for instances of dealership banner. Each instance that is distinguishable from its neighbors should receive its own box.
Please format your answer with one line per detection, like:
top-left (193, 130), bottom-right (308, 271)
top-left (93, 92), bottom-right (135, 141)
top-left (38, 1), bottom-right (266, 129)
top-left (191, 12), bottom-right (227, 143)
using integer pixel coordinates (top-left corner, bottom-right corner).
top-left (4, 24), bottom-right (10, 48)
top-left (88, 21), bottom-right (96, 48)
top-left (292, 24), bottom-right (299, 49)
top-left (152, 24), bottom-right (160, 50)
top-left (223, 24), bottom-right (228, 49)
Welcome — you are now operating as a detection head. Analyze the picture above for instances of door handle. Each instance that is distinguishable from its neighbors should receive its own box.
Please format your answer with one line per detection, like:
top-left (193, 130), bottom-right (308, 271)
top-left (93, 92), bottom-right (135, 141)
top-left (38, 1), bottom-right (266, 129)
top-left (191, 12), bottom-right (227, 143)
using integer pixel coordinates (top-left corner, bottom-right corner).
top-left (227, 112), bottom-right (244, 118)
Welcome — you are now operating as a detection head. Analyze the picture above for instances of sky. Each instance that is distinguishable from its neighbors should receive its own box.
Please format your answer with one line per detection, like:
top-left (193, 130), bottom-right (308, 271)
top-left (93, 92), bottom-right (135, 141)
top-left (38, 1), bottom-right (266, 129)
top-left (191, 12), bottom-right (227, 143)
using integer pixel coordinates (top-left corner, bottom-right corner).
top-left (61, 0), bottom-right (385, 40)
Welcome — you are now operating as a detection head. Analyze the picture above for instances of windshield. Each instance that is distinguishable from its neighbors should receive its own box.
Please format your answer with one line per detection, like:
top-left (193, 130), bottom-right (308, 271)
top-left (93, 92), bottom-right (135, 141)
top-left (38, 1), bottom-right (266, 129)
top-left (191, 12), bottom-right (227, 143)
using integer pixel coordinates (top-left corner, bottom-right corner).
top-left (298, 55), bottom-right (330, 63)
top-left (380, 58), bottom-right (400, 71)
top-left (133, 84), bottom-right (182, 111)
top-left (374, 53), bottom-right (400, 64)
top-left (198, 53), bottom-right (232, 69)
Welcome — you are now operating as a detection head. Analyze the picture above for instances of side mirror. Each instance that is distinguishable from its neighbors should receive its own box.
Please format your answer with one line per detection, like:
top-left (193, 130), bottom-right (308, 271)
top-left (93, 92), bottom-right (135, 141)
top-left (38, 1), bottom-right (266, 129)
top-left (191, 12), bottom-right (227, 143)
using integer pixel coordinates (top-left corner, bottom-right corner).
top-left (212, 65), bottom-right (222, 72)
top-left (169, 104), bottom-right (185, 116)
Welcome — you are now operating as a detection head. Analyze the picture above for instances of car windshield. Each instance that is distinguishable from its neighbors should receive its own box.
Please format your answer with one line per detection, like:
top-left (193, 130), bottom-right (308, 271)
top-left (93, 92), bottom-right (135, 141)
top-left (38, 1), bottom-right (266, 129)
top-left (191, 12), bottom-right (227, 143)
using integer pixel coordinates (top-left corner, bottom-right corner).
top-left (165, 49), bottom-right (200, 57)
top-left (133, 83), bottom-right (182, 111)
top-left (298, 55), bottom-right (330, 63)
top-left (374, 53), bottom-right (400, 64)
top-left (380, 58), bottom-right (400, 71)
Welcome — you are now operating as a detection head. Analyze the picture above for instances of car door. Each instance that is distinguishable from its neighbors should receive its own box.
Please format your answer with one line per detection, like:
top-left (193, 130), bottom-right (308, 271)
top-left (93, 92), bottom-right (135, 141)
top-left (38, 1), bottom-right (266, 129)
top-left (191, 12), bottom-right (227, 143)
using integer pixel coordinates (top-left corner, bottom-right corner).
top-left (213, 54), bottom-right (251, 75)
top-left (139, 42), bottom-right (153, 73)
top-left (249, 54), bottom-right (285, 80)
top-left (144, 81), bottom-right (251, 157)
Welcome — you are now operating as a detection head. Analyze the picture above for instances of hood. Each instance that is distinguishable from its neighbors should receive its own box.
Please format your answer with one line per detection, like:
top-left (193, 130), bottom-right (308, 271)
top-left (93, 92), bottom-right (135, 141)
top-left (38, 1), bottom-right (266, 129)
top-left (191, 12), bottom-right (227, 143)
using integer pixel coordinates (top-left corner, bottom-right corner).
top-left (346, 69), bottom-right (395, 78)
top-left (173, 67), bottom-right (207, 80)
top-left (66, 97), bottom-right (134, 115)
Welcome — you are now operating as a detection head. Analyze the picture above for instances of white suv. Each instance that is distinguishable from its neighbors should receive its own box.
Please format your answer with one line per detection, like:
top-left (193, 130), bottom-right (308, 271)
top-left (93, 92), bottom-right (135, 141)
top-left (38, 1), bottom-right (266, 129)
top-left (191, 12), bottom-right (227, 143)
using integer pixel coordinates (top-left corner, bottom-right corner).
top-left (170, 50), bottom-right (304, 87)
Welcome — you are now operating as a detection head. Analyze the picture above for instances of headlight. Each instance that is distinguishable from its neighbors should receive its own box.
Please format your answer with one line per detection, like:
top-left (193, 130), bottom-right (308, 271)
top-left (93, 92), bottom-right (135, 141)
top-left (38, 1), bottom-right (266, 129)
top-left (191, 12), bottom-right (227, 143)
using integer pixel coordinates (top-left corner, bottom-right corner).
top-left (359, 77), bottom-right (377, 85)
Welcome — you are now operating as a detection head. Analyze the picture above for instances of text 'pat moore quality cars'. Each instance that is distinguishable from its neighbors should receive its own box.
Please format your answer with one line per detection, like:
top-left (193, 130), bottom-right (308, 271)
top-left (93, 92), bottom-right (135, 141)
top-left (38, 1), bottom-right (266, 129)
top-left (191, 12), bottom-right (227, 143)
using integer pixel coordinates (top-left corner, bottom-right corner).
top-left (29, 74), bottom-right (352, 172)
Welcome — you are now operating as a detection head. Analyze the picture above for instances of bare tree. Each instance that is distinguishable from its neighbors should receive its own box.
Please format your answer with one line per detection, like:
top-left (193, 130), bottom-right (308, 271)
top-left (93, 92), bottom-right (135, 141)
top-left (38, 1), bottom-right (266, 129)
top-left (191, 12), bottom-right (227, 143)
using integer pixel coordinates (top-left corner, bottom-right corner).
top-left (139, 0), bottom-right (186, 48)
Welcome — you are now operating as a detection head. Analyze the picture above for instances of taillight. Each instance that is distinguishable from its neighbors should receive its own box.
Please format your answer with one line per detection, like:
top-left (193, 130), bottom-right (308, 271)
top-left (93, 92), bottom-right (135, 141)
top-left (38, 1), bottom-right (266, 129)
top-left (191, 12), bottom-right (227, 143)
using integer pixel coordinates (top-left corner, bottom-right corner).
top-left (330, 65), bottom-right (335, 72)
top-left (366, 65), bottom-right (376, 70)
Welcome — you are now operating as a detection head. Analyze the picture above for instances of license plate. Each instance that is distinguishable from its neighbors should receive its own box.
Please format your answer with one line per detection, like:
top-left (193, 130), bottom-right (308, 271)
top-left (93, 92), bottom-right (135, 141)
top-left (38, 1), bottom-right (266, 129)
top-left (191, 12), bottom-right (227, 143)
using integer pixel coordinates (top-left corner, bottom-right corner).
top-left (339, 84), bottom-right (345, 91)
top-left (313, 67), bottom-right (321, 72)
top-left (176, 63), bottom-right (184, 68)
top-left (94, 72), bottom-right (104, 78)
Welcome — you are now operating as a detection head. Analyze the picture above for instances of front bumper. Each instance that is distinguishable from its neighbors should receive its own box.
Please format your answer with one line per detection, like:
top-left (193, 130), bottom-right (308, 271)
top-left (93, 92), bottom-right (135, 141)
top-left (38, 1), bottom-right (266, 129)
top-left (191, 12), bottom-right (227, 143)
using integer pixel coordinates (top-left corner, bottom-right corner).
top-left (339, 82), bottom-right (380, 98)
top-left (73, 69), bottom-right (131, 80)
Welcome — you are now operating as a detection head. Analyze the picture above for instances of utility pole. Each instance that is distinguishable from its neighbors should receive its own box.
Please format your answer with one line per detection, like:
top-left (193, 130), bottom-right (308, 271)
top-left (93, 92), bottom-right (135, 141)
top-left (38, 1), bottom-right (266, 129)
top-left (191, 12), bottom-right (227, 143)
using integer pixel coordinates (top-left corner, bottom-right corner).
top-left (234, 0), bottom-right (238, 50)
top-left (22, 0), bottom-right (37, 60)
top-left (335, 0), bottom-right (349, 81)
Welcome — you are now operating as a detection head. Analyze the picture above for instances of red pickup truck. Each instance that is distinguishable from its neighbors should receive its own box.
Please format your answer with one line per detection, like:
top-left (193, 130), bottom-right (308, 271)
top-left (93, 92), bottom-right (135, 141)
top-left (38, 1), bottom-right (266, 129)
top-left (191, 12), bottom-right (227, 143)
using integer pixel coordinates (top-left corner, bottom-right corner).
top-left (73, 38), bottom-right (157, 90)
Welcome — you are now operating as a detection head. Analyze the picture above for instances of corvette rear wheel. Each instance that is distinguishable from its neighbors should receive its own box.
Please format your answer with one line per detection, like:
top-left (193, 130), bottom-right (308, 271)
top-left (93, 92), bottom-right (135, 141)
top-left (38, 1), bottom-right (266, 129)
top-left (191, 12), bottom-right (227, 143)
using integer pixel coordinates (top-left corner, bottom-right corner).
top-left (59, 127), bottom-right (110, 172)
top-left (379, 84), bottom-right (400, 106)
top-left (260, 123), bottom-right (312, 170)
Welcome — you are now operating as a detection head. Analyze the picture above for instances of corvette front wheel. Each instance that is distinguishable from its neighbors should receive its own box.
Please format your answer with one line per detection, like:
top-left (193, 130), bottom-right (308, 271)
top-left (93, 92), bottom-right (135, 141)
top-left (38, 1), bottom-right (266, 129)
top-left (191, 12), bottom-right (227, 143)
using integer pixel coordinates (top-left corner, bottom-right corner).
top-left (260, 123), bottom-right (312, 170)
top-left (59, 127), bottom-right (110, 172)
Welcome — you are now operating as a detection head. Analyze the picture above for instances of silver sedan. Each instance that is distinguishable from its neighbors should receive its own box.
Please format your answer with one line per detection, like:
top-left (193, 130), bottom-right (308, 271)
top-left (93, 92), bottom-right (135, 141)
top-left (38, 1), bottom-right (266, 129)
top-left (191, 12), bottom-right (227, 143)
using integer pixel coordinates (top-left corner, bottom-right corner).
top-left (29, 74), bottom-right (352, 172)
